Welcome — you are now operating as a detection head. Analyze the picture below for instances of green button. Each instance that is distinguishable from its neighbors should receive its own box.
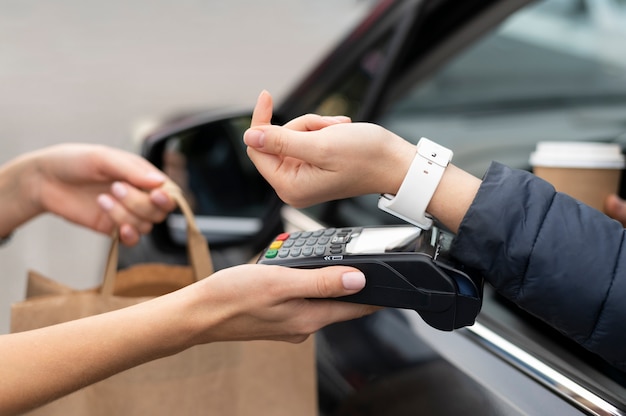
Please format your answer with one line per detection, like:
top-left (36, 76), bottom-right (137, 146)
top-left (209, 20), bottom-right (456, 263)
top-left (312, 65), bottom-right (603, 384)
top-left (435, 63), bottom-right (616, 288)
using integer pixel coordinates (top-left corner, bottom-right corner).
top-left (265, 249), bottom-right (278, 258)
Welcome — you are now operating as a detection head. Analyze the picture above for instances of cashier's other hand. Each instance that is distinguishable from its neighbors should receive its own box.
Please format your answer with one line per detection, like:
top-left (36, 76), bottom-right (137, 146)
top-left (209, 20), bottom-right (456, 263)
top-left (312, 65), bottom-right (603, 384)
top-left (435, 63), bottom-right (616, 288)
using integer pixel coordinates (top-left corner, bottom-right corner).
top-left (605, 194), bottom-right (626, 227)
top-left (180, 264), bottom-right (378, 344)
top-left (30, 143), bottom-right (176, 246)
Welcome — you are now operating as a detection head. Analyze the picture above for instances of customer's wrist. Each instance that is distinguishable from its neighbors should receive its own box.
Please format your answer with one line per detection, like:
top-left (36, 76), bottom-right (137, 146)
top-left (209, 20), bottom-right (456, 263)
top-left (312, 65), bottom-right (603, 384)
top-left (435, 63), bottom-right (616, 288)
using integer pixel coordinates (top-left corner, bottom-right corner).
top-left (427, 163), bottom-right (482, 233)
top-left (380, 135), bottom-right (417, 196)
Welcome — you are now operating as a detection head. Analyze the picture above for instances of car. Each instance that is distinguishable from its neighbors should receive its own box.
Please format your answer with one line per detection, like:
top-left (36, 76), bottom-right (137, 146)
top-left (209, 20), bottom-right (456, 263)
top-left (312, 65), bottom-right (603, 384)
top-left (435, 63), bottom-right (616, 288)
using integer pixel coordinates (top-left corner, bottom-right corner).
top-left (120, 0), bottom-right (626, 414)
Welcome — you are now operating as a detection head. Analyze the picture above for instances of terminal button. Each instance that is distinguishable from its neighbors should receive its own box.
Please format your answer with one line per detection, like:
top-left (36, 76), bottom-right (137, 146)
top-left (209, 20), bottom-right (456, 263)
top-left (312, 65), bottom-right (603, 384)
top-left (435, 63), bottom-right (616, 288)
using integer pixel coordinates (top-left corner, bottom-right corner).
top-left (270, 241), bottom-right (283, 250)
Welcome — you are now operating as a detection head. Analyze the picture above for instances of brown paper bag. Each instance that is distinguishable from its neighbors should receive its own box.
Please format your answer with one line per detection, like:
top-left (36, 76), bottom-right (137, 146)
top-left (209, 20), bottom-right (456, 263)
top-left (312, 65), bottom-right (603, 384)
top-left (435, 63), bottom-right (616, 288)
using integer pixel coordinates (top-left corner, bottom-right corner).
top-left (11, 183), bottom-right (317, 416)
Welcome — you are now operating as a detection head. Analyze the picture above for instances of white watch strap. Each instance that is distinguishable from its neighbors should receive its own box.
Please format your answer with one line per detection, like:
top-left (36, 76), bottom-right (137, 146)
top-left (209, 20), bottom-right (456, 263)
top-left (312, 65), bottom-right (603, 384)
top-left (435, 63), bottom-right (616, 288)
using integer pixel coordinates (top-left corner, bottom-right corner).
top-left (378, 137), bottom-right (453, 230)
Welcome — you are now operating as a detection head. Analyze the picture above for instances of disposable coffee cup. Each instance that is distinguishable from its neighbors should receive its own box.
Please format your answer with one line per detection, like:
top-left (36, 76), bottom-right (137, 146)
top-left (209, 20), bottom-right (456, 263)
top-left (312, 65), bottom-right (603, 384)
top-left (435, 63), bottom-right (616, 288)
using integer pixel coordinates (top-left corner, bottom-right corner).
top-left (529, 141), bottom-right (625, 212)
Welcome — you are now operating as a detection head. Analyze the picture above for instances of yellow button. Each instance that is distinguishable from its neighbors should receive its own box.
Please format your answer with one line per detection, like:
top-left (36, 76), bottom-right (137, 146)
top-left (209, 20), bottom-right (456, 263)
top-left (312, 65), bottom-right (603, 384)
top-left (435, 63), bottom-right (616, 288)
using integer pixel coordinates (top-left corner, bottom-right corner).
top-left (270, 241), bottom-right (283, 250)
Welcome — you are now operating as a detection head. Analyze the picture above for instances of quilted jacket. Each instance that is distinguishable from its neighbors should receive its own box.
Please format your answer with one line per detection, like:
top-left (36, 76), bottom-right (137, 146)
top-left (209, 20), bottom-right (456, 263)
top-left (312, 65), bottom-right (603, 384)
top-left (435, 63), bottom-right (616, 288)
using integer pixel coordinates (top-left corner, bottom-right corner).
top-left (451, 162), bottom-right (626, 371)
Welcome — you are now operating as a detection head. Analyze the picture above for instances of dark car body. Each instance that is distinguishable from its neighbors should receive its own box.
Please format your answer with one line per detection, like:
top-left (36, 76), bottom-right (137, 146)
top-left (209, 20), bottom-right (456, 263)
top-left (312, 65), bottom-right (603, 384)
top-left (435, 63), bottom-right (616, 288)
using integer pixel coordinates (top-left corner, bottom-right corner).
top-left (121, 0), bottom-right (626, 414)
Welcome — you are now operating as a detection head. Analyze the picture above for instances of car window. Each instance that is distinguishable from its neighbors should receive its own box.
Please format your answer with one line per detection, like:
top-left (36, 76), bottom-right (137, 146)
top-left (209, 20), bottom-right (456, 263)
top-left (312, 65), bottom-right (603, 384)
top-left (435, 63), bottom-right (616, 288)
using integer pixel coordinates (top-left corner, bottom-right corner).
top-left (314, 31), bottom-right (395, 120)
top-left (159, 116), bottom-right (271, 218)
top-left (297, 0), bottom-right (626, 408)
top-left (371, 0), bottom-right (626, 398)
top-left (379, 0), bottom-right (626, 177)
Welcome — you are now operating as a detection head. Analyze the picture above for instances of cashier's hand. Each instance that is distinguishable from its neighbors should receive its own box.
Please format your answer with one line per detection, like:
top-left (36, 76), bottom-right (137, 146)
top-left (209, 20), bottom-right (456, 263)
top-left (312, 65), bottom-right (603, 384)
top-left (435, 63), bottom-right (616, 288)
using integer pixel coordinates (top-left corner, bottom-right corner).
top-left (244, 91), bottom-right (416, 207)
top-left (178, 264), bottom-right (377, 344)
top-left (605, 194), bottom-right (626, 227)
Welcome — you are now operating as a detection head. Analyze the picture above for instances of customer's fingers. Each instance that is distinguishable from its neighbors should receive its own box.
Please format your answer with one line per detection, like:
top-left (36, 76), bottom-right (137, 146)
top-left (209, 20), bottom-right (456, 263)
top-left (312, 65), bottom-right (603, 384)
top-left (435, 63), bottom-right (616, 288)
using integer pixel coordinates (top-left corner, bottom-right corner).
top-left (284, 114), bottom-right (350, 131)
top-left (250, 90), bottom-right (273, 128)
top-left (249, 89), bottom-right (350, 132)
top-left (605, 194), bottom-right (626, 227)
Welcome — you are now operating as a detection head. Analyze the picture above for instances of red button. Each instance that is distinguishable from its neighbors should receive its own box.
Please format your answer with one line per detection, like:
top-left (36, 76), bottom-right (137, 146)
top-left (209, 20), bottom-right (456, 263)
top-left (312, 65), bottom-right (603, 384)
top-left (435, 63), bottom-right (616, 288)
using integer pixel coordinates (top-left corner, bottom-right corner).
top-left (275, 233), bottom-right (290, 241)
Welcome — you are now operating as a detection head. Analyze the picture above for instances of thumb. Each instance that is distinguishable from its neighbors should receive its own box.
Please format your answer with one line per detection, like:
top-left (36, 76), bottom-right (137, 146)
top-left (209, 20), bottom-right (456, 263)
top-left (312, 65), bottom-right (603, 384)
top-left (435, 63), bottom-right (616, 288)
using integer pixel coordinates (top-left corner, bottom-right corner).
top-left (98, 150), bottom-right (168, 190)
top-left (244, 125), bottom-right (320, 163)
top-left (294, 267), bottom-right (366, 299)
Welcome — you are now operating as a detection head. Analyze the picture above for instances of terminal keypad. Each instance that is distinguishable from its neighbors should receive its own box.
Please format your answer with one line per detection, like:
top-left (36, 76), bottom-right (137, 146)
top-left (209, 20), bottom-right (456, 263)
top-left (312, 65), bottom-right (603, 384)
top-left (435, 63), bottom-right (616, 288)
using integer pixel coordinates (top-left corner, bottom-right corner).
top-left (262, 228), bottom-right (355, 260)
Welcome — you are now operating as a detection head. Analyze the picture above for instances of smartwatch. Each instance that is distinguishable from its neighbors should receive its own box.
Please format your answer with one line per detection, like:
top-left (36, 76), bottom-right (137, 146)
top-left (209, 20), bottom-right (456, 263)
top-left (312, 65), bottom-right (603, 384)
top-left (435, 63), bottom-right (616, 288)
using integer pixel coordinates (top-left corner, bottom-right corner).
top-left (378, 137), bottom-right (453, 230)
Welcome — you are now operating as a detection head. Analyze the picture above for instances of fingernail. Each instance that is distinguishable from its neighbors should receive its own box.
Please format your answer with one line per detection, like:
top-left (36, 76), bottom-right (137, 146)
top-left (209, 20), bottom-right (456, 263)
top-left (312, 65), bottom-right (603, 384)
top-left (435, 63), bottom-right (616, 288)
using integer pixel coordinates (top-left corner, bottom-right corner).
top-left (151, 190), bottom-right (169, 206)
top-left (342, 271), bottom-right (366, 290)
top-left (146, 171), bottom-right (166, 183)
top-left (97, 194), bottom-right (114, 211)
top-left (121, 225), bottom-right (135, 239)
top-left (244, 129), bottom-right (265, 147)
top-left (321, 116), bottom-right (340, 125)
top-left (322, 116), bottom-right (351, 124)
top-left (120, 224), bottom-right (138, 244)
top-left (111, 182), bottom-right (127, 199)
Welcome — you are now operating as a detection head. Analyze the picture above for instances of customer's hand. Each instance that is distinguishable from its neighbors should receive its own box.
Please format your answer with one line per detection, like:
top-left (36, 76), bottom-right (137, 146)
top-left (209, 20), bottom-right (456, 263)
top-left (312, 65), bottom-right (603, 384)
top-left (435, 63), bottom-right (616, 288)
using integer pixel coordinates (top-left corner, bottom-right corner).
top-left (605, 194), bottom-right (626, 227)
top-left (244, 91), bottom-right (415, 207)
top-left (1, 143), bottom-right (176, 245)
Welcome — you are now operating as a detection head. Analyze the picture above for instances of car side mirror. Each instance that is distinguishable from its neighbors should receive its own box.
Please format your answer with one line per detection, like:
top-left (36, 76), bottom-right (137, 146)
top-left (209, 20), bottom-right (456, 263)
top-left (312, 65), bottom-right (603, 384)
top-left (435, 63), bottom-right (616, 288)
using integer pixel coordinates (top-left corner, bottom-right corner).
top-left (140, 110), bottom-right (284, 254)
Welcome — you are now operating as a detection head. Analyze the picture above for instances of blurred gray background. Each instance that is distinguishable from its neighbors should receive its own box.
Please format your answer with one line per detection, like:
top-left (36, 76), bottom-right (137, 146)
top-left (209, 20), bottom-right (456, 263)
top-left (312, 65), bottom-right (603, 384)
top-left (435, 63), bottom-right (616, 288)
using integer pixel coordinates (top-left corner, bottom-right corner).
top-left (0, 1), bottom-right (372, 333)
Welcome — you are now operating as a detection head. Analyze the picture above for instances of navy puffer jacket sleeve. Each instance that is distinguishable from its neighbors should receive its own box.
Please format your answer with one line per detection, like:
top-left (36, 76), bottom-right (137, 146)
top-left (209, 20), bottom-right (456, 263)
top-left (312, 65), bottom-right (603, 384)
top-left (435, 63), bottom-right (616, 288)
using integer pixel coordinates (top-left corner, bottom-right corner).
top-left (450, 162), bottom-right (626, 371)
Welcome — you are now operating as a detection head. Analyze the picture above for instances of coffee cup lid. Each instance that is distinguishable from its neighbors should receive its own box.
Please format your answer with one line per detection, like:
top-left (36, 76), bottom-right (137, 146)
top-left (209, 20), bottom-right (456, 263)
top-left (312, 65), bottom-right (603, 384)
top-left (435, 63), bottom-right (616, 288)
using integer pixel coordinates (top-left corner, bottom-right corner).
top-left (529, 141), bottom-right (625, 169)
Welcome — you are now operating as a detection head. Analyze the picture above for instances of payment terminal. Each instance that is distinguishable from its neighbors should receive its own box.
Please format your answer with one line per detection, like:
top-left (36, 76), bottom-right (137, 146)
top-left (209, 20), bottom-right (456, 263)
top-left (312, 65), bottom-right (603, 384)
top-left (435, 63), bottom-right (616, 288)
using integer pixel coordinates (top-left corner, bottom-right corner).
top-left (257, 225), bottom-right (483, 331)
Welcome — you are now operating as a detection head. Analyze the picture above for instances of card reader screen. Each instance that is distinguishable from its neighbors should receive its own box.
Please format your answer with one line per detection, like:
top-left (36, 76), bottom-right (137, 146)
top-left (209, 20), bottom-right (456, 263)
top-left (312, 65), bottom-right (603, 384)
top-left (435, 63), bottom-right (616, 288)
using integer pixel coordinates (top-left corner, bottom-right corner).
top-left (346, 226), bottom-right (423, 254)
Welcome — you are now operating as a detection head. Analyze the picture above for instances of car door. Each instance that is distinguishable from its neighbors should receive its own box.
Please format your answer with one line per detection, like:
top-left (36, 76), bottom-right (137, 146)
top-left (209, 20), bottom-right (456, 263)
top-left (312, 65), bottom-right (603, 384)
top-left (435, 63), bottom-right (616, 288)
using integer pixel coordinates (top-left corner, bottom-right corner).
top-left (273, 0), bottom-right (626, 414)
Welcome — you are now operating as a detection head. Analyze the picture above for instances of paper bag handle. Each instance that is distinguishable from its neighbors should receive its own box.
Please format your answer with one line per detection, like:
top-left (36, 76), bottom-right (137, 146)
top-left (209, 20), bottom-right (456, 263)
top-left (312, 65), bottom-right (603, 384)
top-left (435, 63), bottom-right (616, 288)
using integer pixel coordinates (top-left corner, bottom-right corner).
top-left (101, 180), bottom-right (214, 296)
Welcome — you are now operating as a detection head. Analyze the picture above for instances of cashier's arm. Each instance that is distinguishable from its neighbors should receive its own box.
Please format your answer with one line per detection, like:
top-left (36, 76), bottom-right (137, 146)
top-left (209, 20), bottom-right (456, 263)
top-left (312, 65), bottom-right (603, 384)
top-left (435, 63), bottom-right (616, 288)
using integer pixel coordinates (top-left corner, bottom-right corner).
top-left (0, 264), bottom-right (372, 415)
